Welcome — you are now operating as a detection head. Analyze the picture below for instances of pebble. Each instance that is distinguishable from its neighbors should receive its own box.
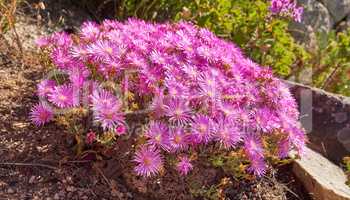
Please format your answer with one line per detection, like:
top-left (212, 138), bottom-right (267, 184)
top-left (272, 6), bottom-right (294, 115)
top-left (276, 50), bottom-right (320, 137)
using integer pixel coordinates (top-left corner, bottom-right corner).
top-left (58, 190), bottom-right (66, 197)
top-left (29, 176), bottom-right (36, 184)
top-left (53, 193), bottom-right (60, 200)
top-left (66, 186), bottom-right (76, 192)
top-left (7, 188), bottom-right (15, 194)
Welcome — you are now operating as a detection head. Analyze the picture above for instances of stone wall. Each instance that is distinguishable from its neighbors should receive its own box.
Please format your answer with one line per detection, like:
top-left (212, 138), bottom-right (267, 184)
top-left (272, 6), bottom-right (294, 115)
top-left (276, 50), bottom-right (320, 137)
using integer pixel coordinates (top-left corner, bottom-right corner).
top-left (286, 81), bottom-right (350, 164)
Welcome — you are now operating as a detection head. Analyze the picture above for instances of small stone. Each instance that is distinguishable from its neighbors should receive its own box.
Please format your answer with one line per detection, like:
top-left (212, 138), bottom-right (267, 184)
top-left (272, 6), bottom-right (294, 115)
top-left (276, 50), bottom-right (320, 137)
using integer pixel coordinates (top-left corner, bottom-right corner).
top-left (7, 188), bottom-right (15, 194)
top-left (126, 192), bottom-right (133, 198)
top-left (53, 193), bottom-right (60, 200)
top-left (29, 176), bottom-right (36, 184)
top-left (66, 186), bottom-right (76, 192)
top-left (58, 190), bottom-right (66, 197)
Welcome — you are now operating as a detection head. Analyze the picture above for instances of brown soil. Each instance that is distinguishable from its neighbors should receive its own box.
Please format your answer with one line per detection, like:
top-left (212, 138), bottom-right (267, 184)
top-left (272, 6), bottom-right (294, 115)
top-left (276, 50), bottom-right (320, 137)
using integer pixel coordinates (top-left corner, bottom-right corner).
top-left (0, 1), bottom-right (311, 199)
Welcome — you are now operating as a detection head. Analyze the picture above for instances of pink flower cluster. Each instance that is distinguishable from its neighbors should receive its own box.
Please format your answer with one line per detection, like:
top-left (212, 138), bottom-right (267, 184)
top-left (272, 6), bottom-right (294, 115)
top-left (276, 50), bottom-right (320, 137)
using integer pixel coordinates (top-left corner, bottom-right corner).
top-left (31, 19), bottom-right (305, 177)
top-left (270, 0), bottom-right (303, 22)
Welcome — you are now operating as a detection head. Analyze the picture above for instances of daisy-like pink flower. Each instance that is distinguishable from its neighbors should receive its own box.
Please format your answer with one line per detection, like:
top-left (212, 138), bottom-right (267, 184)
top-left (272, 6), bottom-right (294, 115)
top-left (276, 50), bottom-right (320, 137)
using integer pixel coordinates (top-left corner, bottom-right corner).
top-left (51, 48), bottom-right (74, 69)
top-left (134, 146), bottom-right (163, 177)
top-left (249, 159), bottom-right (267, 177)
top-left (68, 65), bottom-right (90, 88)
top-left (51, 32), bottom-right (73, 47)
top-left (190, 114), bottom-right (214, 144)
top-left (149, 88), bottom-right (167, 118)
top-left (176, 155), bottom-right (193, 175)
top-left (93, 106), bottom-right (124, 131)
top-left (91, 89), bottom-right (124, 130)
top-left (90, 89), bottom-right (120, 111)
top-left (165, 98), bottom-right (192, 125)
top-left (149, 50), bottom-right (168, 65)
top-left (214, 118), bottom-right (241, 149)
top-left (244, 134), bottom-right (266, 176)
top-left (37, 79), bottom-right (56, 98)
top-left (70, 45), bottom-right (89, 61)
top-left (48, 84), bottom-right (77, 108)
top-left (80, 21), bottom-right (100, 42)
top-left (87, 40), bottom-right (123, 61)
top-left (197, 45), bottom-right (213, 62)
top-left (277, 138), bottom-right (291, 158)
top-left (165, 78), bottom-right (189, 98)
top-left (169, 127), bottom-right (188, 152)
top-left (197, 73), bottom-right (221, 103)
top-left (30, 102), bottom-right (54, 126)
top-left (144, 121), bottom-right (170, 151)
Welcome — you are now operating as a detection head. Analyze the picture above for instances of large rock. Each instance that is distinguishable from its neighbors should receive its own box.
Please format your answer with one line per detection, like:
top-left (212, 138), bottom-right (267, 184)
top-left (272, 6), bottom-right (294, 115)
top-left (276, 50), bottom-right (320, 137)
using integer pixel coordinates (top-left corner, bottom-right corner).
top-left (319, 0), bottom-right (350, 23)
top-left (291, 0), bottom-right (333, 43)
top-left (286, 81), bottom-right (350, 164)
top-left (293, 147), bottom-right (350, 200)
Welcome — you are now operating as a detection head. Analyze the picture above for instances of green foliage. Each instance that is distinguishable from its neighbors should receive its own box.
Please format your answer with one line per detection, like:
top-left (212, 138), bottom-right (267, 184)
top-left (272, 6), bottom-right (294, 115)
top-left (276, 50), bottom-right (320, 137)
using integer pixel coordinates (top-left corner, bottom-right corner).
top-left (312, 30), bottom-right (350, 96)
top-left (190, 183), bottom-right (221, 200)
top-left (114, 0), bottom-right (191, 22)
top-left (209, 151), bottom-right (249, 179)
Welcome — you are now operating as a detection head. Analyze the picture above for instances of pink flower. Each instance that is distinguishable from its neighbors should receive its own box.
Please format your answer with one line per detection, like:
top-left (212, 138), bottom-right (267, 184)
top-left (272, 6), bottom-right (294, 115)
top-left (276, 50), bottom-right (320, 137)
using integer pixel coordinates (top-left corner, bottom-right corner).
top-left (48, 84), bottom-right (78, 108)
top-left (37, 79), bottom-right (56, 98)
top-left (176, 155), bottom-right (193, 175)
top-left (244, 134), bottom-right (266, 176)
top-left (30, 102), bottom-right (53, 126)
top-left (169, 127), bottom-right (188, 152)
top-left (214, 118), bottom-right (241, 149)
top-left (134, 146), bottom-right (163, 177)
top-left (80, 21), bottom-right (100, 42)
top-left (190, 114), bottom-right (214, 144)
top-left (144, 121), bottom-right (170, 151)
top-left (165, 98), bottom-right (192, 125)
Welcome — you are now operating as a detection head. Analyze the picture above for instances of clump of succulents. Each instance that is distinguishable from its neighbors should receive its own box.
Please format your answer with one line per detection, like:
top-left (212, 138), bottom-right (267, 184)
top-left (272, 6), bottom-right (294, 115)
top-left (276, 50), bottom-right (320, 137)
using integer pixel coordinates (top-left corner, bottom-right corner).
top-left (31, 18), bottom-right (305, 177)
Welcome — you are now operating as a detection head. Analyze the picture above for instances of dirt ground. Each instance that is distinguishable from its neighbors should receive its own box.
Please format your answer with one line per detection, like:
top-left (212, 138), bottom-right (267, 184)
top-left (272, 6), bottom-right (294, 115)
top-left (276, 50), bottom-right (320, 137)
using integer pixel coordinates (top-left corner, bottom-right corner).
top-left (0, 1), bottom-right (311, 199)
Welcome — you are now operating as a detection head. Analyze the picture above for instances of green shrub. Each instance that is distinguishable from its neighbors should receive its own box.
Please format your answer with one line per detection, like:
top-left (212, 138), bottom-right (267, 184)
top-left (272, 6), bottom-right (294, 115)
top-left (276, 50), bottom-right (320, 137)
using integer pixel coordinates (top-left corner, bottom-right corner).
top-left (312, 30), bottom-right (350, 96)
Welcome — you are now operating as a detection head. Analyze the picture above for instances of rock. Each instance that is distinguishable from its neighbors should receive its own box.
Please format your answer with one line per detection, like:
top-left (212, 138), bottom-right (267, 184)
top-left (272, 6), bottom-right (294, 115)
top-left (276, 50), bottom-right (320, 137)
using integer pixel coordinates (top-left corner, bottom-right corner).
top-left (7, 188), bottom-right (15, 194)
top-left (291, 0), bottom-right (333, 44)
top-left (319, 0), bottom-right (350, 23)
top-left (66, 186), bottom-right (76, 192)
top-left (293, 147), bottom-right (350, 200)
top-left (286, 81), bottom-right (350, 163)
top-left (29, 176), bottom-right (36, 184)
top-left (53, 193), bottom-right (60, 200)
top-left (336, 15), bottom-right (350, 32)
